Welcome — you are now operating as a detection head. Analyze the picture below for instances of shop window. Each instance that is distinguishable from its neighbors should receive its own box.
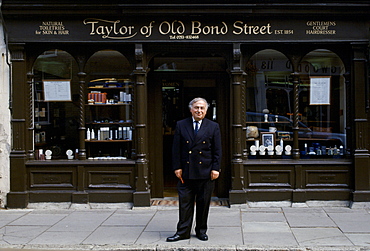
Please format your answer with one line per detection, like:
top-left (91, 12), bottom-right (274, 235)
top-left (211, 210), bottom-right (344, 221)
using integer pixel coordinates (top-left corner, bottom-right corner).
top-left (245, 49), bottom-right (346, 159)
top-left (84, 50), bottom-right (134, 160)
top-left (298, 49), bottom-right (346, 156)
top-left (33, 49), bottom-right (79, 159)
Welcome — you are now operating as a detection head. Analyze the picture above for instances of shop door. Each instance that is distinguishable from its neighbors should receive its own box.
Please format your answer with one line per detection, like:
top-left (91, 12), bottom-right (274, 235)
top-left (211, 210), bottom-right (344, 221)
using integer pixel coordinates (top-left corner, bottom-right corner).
top-left (147, 57), bottom-right (231, 198)
top-left (148, 72), bottom-right (229, 198)
top-left (163, 82), bottom-right (218, 197)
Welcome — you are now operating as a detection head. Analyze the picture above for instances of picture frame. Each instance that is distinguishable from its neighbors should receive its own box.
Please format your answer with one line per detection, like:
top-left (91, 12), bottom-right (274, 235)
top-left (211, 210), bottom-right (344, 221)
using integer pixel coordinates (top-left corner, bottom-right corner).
top-left (309, 76), bottom-right (331, 105)
top-left (43, 79), bottom-right (72, 102)
top-left (261, 132), bottom-right (275, 147)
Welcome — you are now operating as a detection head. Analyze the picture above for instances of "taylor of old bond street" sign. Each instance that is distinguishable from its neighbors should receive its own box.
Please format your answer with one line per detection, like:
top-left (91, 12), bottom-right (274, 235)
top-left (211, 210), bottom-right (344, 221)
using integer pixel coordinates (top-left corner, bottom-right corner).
top-left (6, 17), bottom-right (366, 42)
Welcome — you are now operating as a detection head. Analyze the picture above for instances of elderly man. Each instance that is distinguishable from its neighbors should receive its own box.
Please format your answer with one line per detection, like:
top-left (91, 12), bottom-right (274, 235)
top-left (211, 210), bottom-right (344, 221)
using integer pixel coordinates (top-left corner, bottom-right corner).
top-left (167, 97), bottom-right (222, 242)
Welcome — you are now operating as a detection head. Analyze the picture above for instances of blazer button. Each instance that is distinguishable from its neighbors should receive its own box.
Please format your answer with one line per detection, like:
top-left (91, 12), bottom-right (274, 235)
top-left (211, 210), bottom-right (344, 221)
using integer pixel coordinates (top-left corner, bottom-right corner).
top-left (199, 152), bottom-right (202, 154)
top-left (186, 141), bottom-right (189, 144)
top-left (199, 162), bottom-right (202, 164)
top-left (203, 141), bottom-right (206, 144)
top-left (189, 151), bottom-right (192, 154)
top-left (187, 161), bottom-right (189, 164)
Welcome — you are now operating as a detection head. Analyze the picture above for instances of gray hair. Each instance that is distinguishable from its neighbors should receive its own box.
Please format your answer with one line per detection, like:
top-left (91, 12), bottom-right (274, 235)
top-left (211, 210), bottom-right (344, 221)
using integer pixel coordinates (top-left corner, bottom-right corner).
top-left (188, 97), bottom-right (209, 110)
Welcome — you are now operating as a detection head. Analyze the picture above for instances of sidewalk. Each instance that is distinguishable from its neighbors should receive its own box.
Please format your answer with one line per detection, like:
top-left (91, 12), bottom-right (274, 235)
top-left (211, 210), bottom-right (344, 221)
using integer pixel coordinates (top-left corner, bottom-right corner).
top-left (0, 200), bottom-right (369, 251)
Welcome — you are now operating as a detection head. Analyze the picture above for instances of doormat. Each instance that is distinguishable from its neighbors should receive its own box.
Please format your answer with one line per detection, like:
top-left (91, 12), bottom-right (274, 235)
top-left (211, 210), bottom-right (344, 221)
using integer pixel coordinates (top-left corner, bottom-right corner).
top-left (150, 198), bottom-right (230, 207)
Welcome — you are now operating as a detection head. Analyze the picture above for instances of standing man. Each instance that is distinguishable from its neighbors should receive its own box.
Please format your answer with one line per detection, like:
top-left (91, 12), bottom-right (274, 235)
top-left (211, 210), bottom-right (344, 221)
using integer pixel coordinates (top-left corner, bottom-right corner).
top-left (167, 97), bottom-right (222, 242)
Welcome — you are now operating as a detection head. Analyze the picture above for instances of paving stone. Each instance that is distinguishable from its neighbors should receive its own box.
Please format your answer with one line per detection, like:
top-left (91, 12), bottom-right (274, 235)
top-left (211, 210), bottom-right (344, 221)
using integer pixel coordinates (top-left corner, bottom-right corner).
top-left (8, 214), bottom-right (67, 226)
top-left (292, 227), bottom-right (353, 246)
top-left (243, 232), bottom-right (298, 246)
top-left (136, 231), bottom-right (173, 244)
top-left (209, 210), bottom-right (241, 227)
top-left (29, 231), bottom-right (91, 245)
top-left (241, 212), bottom-right (286, 222)
top-left (345, 233), bottom-right (370, 246)
top-left (0, 211), bottom-right (30, 223)
top-left (83, 226), bottom-right (144, 245)
top-left (283, 208), bottom-right (336, 227)
top-left (102, 212), bottom-right (155, 226)
top-left (2, 226), bottom-right (49, 244)
top-left (243, 222), bottom-right (291, 233)
top-left (195, 226), bottom-right (243, 245)
top-left (327, 212), bottom-right (370, 233)
top-left (144, 210), bottom-right (178, 232)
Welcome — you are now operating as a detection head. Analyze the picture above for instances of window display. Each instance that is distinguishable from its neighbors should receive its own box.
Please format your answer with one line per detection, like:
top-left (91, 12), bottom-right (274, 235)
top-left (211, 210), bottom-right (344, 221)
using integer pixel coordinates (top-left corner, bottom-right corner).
top-left (246, 49), bottom-right (347, 159)
top-left (33, 50), bottom-right (79, 159)
top-left (85, 50), bottom-right (134, 159)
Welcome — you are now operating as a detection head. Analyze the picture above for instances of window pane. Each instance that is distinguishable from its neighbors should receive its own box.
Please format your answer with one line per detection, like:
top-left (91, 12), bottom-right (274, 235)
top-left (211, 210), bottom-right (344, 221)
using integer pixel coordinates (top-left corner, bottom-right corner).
top-left (85, 50), bottom-right (134, 159)
top-left (245, 49), bottom-right (347, 158)
top-left (33, 50), bottom-right (79, 159)
top-left (299, 49), bottom-right (346, 155)
top-left (246, 49), bottom-right (294, 157)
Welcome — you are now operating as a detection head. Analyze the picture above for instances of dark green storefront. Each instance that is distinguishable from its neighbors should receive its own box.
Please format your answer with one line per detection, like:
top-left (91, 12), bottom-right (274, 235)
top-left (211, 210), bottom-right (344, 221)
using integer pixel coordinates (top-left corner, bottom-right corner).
top-left (2, 1), bottom-right (370, 208)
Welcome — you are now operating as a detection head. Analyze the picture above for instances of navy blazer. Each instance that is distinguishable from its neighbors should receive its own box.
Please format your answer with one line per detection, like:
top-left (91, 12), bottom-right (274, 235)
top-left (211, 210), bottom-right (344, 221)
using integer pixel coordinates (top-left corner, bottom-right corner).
top-left (172, 117), bottom-right (222, 180)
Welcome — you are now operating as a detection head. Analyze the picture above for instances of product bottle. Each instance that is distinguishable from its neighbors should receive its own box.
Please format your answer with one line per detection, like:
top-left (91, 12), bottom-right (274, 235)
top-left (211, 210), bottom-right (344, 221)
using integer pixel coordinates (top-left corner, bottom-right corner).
top-left (86, 128), bottom-right (91, 140)
top-left (39, 149), bottom-right (45, 161)
top-left (91, 129), bottom-right (95, 140)
top-left (334, 145), bottom-right (338, 155)
top-left (339, 145), bottom-right (344, 155)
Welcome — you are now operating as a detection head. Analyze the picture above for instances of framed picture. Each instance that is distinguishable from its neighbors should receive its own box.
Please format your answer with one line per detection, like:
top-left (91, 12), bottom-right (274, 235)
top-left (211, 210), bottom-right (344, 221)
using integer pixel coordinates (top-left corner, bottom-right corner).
top-left (261, 132), bottom-right (275, 147)
top-left (43, 80), bottom-right (72, 102)
top-left (309, 76), bottom-right (331, 105)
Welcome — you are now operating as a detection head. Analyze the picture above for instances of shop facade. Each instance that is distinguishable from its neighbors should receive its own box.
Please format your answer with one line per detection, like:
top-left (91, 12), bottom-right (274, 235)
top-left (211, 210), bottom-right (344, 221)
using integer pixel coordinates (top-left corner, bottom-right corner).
top-left (2, 1), bottom-right (370, 208)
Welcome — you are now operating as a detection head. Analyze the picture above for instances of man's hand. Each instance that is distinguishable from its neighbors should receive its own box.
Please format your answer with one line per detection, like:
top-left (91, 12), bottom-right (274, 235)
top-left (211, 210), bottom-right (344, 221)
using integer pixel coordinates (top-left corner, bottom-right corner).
top-left (211, 170), bottom-right (220, 180)
top-left (174, 169), bottom-right (184, 183)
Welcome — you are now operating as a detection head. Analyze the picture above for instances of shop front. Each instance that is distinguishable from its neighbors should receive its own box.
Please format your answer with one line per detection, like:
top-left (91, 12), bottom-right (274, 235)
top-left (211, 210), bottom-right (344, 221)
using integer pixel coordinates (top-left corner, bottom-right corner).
top-left (2, 1), bottom-right (369, 208)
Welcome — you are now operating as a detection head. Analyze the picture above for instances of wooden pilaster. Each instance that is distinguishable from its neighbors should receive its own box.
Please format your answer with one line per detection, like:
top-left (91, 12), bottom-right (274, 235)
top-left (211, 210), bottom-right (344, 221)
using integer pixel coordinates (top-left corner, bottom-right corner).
top-left (7, 43), bottom-right (29, 208)
top-left (133, 44), bottom-right (151, 207)
top-left (229, 43), bottom-right (247, 204)
top-left (351, 43), bottom-right (370, 201)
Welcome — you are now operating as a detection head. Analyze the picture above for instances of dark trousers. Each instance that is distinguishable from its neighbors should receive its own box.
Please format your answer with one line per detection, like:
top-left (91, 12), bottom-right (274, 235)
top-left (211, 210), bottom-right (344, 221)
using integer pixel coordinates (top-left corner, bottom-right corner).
top-left (176, 179), bottom-right (215, 237)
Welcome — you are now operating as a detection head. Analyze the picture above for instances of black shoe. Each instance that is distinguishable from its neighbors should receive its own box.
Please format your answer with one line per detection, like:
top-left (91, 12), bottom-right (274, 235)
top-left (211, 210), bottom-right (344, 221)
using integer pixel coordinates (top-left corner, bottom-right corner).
top-left (196, 233), bottom-right (208, 241)
top-left (166, 234), bottom-right (189, 242)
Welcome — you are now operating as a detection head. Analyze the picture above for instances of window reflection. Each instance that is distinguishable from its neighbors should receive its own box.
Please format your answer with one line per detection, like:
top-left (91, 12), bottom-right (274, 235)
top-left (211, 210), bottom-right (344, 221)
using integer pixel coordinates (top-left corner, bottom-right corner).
top-left (246, 49), bottom-right (346, 158)
top-left (33, 50), bottom-right (79, 159)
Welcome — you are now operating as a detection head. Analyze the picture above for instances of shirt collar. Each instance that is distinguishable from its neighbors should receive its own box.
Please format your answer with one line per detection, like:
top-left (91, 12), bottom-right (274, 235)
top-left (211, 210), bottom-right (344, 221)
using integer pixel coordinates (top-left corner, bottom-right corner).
top-left (192, 117), bottom-right (202, 126)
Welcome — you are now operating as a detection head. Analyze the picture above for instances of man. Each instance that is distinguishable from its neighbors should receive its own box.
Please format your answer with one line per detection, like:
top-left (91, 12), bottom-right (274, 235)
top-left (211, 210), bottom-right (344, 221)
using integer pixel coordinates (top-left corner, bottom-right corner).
top-left (167, 97), bottom-right (222, 242)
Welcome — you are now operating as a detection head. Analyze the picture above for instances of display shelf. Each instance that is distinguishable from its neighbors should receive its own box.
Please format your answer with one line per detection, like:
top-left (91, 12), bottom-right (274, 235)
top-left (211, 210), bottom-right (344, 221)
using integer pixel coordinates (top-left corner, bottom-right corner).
top-left (86, 103), bottom-right (131, 106)
top-left (85, 140), bottom-right (132, 143)
top-left (85, 78), bottom-right (134, 159)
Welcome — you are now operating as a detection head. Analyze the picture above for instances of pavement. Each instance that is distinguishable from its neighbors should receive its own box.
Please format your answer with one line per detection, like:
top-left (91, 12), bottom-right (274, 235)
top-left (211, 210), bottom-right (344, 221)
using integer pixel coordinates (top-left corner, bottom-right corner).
top-left (0, 199), bottom-right (369, 251)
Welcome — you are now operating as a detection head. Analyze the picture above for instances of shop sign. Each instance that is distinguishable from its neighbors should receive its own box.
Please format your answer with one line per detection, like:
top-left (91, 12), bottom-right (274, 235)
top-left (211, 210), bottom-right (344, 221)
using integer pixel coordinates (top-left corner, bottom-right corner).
top-left (5, 18), bottom-right (367, 42)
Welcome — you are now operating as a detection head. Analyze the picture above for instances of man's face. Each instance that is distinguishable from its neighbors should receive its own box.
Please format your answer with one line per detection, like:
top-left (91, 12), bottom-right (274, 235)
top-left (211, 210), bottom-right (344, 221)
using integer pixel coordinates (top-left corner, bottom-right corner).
top-left (190, 100), bottom-right (207, 121)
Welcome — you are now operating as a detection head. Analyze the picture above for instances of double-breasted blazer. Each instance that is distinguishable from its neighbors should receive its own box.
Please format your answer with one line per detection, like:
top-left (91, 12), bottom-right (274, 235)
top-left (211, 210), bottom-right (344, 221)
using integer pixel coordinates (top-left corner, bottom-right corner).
top-left (172, 117), bottom-right (222, 180)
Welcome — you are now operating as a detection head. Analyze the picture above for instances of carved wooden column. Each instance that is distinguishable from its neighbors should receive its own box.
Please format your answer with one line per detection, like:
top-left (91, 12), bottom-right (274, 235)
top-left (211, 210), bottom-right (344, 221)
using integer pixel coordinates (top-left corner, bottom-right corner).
top-left (291, 72), bottom-right (301, 159)
top-left (27, 72), bottom-right (34, 160)
top-left (132, 44), bottom-right (150, 207)
top-left (351, 42), bottom-right (370, 202)
top-left (229, 43), bottom-right (247, 204)
top-left (344, 71), bottom-right (353, 155)
top-left (77, 72), bottom-right (87, 160)
top-left (286, 53), bottom-right (302, 160)
top-left (7, 43), bottom-right (29, 208)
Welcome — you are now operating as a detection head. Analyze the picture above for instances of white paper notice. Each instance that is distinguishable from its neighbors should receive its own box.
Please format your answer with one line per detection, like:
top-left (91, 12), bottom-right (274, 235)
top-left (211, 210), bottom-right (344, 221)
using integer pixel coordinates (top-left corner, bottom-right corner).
top-left (310, 76), bottom-right (331, 105)
top-left (43, 80), bottom-right (72, 101)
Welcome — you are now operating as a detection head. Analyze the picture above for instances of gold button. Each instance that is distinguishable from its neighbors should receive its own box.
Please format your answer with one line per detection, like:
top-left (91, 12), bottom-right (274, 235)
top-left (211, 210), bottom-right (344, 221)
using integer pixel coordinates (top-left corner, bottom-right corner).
top-left (203, 141), bottom-right (206, 144)
top-left (187, 161), bottom-right (189, 164)
top-left (189, 151), bottom-right (192, 154)
top-left (199, 162), bottom-right (202, 164)
top-left (199, 152), bottom-right (202, 154)
top-left (186, 141), bottom-right (189, 143)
